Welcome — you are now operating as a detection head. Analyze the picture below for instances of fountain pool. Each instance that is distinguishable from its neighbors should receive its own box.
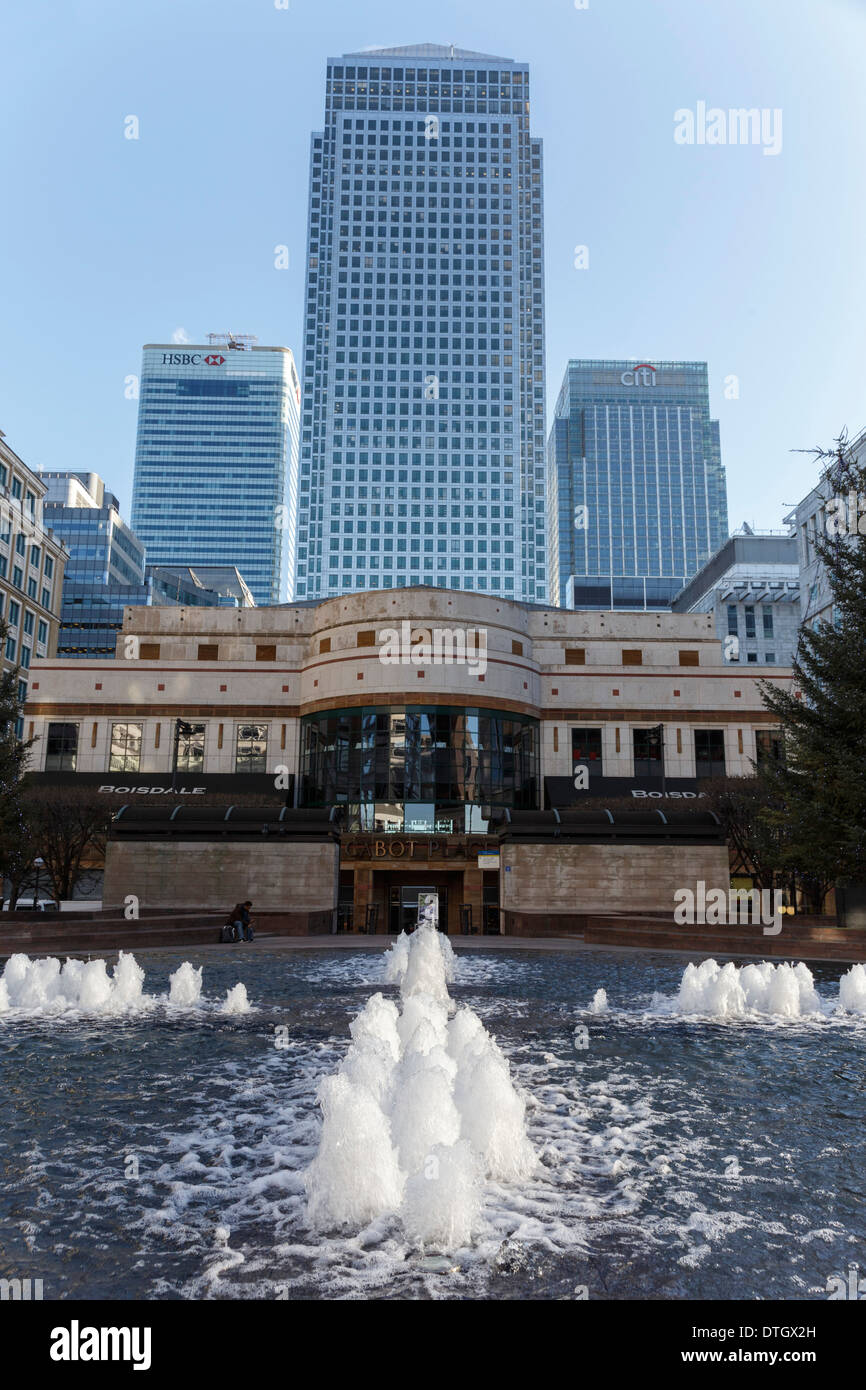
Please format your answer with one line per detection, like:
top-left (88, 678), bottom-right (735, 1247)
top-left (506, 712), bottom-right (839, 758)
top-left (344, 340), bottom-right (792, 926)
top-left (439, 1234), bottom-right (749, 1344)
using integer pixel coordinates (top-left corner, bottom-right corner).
top-left (0, 942), bottom-right (864, 1300)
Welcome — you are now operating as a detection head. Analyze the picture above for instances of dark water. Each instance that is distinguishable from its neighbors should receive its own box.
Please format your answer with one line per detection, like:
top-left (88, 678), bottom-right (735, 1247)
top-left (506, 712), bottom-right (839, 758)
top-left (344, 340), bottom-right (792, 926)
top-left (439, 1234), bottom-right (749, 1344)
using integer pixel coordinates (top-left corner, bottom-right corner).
top-left (0, 946), bottom-right (864, 1300)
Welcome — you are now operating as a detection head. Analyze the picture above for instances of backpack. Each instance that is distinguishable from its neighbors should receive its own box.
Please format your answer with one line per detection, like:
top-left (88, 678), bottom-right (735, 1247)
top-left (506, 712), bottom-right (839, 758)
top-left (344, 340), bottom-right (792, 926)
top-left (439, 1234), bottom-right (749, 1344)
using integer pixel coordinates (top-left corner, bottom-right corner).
top-left (219, 923), bottom-right (237, 944)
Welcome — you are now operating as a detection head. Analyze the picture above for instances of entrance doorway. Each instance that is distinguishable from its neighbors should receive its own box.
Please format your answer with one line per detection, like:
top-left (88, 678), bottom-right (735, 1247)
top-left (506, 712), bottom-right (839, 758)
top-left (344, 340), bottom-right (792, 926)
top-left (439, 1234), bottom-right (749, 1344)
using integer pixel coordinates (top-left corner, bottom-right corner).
top-left (390, 885), bottom-right (449, 934)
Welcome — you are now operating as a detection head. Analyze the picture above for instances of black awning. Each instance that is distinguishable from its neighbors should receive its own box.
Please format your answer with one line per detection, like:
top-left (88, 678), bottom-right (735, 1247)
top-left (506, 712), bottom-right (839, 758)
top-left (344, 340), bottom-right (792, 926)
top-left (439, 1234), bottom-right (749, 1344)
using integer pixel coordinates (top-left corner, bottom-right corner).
top-left (545, 775), bottom-right (705, 807)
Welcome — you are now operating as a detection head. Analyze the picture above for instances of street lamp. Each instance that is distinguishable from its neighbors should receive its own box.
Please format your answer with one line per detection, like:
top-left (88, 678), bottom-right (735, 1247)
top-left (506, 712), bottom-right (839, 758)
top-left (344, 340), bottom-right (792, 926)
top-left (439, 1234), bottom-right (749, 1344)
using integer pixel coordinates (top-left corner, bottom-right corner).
top-left (651, 723), bottom-right (667, 797)
top-left (33, 856), bottom-right (44, 909)
top-left (171, 719), bottom-right (195, 794)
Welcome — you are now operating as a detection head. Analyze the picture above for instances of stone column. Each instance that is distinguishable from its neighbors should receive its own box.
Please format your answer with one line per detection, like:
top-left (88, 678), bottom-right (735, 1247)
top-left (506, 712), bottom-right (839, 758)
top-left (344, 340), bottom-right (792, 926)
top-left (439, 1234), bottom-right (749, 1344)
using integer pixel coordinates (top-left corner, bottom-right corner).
top-left (353, 865), bottom-right (373, 933)
top-left (462, 866), bottom-right (483, 934)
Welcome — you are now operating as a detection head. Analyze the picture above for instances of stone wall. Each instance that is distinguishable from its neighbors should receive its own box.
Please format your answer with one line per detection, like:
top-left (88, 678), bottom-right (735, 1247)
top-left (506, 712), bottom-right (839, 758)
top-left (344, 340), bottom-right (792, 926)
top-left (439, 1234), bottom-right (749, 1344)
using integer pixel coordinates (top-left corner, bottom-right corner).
top-left (103, 838), bottom-right (339, 930)
top-left (500, 841), bottom-right (730, 932)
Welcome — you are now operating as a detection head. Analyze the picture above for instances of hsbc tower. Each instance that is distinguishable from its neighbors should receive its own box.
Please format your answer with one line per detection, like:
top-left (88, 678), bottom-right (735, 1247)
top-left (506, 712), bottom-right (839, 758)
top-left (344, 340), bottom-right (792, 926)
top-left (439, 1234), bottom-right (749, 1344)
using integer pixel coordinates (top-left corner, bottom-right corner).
top-left (547, 358), bottom-right (728, 610)
top-left (131, 338), bottom-right (302, 604)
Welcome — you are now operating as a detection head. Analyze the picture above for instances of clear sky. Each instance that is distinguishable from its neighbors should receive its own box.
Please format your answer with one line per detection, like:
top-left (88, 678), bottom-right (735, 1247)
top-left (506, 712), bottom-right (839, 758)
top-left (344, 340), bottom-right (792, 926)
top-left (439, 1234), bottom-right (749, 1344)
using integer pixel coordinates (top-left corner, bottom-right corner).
top-left (1, 0), bottom-right (864, 533)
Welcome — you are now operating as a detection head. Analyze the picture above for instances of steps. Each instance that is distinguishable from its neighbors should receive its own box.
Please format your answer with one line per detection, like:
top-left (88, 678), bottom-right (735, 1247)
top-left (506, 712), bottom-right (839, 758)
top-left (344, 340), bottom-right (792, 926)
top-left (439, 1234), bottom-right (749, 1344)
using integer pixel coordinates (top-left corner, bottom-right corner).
top-left (0, 911), bottom-right (227, 954)
top-left (582, 914), bottom-right (866, 963)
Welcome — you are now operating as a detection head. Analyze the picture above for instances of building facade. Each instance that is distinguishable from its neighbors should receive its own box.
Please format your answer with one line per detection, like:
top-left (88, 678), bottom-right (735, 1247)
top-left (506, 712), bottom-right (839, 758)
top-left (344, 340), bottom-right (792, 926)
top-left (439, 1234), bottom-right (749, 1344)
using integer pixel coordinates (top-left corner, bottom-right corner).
top-left (296, 43), bottom-right (547, 604)
top-left (43, 474), bottom-right (257, 656)
top-left (43, 471), bottom-right (147, 657)
top-left (0, 432), bottom-right (67, 723)
top-left (792, 430), bottom-right (866, 631)
top-left (548, 359), bottom-right (728, 610)
top-left (131, 336), bottom-right (301, 605)
top-left (25, 587), bottom-right (789, 928)
top-left (671, 529), bottom-right (800, 668)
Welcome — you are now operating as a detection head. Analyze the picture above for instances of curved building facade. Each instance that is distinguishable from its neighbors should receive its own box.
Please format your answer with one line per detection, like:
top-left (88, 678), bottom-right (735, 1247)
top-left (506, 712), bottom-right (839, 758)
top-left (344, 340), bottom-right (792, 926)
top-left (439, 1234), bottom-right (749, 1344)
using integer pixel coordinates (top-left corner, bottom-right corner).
top-left (24, 586), bottom-right (789, 933)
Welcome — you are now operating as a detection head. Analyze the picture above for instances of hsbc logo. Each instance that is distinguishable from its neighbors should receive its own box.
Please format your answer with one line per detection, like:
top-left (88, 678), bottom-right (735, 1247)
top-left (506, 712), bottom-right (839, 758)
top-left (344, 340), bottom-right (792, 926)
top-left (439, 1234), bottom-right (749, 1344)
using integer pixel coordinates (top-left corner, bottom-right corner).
top-left (160, 352), bottom-right (225, 366)
top-left (621, 363), bottom-right (658, 386)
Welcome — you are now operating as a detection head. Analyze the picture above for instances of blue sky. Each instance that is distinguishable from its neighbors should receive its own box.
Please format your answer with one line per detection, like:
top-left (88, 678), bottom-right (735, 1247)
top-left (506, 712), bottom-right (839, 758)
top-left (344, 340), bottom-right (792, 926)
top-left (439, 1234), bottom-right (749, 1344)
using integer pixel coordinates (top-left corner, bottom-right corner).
top-left (1, 0), bottom-right (864, 531)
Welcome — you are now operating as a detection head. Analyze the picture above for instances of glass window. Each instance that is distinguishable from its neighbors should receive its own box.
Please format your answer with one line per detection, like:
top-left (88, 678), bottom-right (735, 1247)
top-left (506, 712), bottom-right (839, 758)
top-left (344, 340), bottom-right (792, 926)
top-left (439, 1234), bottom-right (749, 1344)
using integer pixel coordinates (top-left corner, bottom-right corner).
top-left (571, 727), bottom-right (602, 778)
top-left (695, 729), bottom-right (726, 777)
top-left (236, 723), bottom-right (268, 773)
top-left (762, 606), bottom-right (774, 638)
top-left (299, 704), bottom-right (538, 824)
top-left (744, 605), bottom-right (756, 638)
top-left (46, 722), bottom-right (78, 771)
top-left (755, 729), bottom-right (784, 764)
top-left (633, 726), bottom-right (662, 777)
top-left (110, 722), bottom-right (142, 772)
top-left (173, 722), bottom-right (205, 772)
top-left (726, 604), bottom-right (738, 636)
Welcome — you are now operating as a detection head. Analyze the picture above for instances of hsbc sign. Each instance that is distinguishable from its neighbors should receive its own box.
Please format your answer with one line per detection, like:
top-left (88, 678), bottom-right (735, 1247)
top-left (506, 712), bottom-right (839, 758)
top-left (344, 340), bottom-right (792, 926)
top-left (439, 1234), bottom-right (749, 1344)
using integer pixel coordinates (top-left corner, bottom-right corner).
top-left (161, 352), bottom-right (226, 366)
top-left (621, 363), bottom-right (658, 387)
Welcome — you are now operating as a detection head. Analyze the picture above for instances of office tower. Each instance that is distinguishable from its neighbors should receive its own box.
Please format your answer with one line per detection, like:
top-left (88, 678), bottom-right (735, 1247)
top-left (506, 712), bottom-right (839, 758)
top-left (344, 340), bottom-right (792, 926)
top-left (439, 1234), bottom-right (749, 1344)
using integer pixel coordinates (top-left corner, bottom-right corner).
top-left (296, 44), bottom-right (547, 602)
top-left (131, 336), bottom-right (301, 605)
top-left (43, 472), bottom-right (255, 657)
top-left (548, 359), bottom-right (728, 609)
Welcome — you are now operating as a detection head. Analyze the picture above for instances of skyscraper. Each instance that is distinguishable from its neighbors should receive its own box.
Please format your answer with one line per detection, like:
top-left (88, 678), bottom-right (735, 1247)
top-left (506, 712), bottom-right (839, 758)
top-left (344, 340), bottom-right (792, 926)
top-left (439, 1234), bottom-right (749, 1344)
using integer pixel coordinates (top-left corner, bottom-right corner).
top-left (548, 359), bottom-right (728, 609)
top-left (131, 337), bottom-right (301, 605)
top-left (296, 43), bottom-right (547, 602)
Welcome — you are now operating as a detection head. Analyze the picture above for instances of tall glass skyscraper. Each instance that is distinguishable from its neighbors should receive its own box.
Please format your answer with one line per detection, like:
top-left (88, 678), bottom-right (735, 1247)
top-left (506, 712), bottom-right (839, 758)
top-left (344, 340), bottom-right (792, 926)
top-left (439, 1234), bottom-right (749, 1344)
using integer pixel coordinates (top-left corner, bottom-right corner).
top-left (547, 359), bottom-right (728, 609)
top-left (296, 43), bottom-right (547, 602)
top-left (131, 339), bottom-right (301, 604)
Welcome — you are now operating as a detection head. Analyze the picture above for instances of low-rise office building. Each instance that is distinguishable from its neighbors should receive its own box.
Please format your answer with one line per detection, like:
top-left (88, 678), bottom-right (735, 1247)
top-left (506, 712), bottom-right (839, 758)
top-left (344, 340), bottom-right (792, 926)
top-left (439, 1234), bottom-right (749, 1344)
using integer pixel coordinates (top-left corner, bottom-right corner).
top-left (671, 528), bottom-right (800, 667)
top-left (24, 587), bottom-right (789, 932)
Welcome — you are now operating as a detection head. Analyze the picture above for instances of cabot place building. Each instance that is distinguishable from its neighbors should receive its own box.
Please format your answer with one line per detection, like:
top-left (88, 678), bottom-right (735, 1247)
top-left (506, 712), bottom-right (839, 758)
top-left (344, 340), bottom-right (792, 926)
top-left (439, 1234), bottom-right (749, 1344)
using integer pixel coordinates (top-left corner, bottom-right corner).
top-left (24, 588), bottom-right (790, 934)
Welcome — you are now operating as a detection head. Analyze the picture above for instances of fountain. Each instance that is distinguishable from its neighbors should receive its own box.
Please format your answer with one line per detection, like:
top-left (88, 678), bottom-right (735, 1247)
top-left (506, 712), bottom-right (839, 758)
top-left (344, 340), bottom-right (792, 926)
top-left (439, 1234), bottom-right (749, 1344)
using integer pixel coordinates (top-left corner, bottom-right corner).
top-left (303, 915), bottom-right (537, 1250)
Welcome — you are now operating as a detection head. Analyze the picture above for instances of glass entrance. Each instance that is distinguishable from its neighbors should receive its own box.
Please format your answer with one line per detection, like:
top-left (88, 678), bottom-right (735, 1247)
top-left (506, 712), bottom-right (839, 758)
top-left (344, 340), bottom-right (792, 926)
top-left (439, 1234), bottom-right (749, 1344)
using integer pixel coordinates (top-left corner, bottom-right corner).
top-left (396, 886), bottom-right (448, 934)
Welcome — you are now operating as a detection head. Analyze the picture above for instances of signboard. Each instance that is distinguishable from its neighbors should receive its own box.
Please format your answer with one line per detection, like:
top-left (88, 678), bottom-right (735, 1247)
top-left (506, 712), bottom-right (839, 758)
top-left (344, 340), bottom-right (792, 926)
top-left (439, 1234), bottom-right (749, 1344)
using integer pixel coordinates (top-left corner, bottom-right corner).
top-left (477, 853), bottom-right (500, 869)
top-left (343, 835), bottom-right (498, 861)
top-left (545, 775), bottom-right (705, 805)
top-left (27, 772), bottom-right (285, 798)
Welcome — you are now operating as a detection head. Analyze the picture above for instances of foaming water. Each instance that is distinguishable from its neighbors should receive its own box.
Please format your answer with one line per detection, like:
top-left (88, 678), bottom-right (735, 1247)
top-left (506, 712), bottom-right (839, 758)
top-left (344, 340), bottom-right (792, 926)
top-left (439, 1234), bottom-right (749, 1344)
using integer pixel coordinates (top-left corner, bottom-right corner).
top-left (304, 917), bottom-right (535, 1250)
top-left (0, 951), bottom-right (250, 1018)
top-left (1, 943), bottom-right (865, 1300)
top-left (665, 959), bottom-right (866, 1021)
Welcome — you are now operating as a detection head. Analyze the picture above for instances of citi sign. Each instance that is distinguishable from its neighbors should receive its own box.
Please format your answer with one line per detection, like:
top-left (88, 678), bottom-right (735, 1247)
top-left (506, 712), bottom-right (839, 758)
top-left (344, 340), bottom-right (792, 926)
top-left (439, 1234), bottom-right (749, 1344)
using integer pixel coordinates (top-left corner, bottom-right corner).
top-left (620, 363), bottom-right (658, 387)
top-left (160, 352), bottom-right (225, 366)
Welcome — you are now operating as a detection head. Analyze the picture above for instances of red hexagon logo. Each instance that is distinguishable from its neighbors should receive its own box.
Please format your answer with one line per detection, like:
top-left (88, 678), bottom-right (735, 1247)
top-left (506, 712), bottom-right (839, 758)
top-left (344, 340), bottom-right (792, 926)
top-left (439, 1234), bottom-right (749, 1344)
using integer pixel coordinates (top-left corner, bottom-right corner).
top-left (204, 354), bottom-right (225, 366)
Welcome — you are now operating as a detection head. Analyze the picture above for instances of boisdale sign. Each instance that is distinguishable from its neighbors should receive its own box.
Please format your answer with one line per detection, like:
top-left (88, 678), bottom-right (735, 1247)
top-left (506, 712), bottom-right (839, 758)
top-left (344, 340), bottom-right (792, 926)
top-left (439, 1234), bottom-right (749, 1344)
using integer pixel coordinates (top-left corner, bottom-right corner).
top-left (29, 772), bottom-right (282, 797)
top-left (545, 775), bottom-right (706, 805)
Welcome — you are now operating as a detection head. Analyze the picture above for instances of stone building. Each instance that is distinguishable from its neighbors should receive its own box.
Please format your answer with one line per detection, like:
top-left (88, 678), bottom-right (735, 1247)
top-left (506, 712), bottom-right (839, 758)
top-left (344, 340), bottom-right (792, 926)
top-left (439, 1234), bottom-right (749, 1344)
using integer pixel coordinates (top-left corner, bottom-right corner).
top-left (24, 587), bottom-right (788, 932)
top-left (0, 430), bottom-right (68, 725)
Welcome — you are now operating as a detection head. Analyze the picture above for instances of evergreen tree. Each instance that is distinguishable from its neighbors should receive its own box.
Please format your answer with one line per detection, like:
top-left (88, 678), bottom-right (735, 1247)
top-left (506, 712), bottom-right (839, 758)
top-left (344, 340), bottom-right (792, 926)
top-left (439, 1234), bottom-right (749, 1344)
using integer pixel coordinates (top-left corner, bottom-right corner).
top-left (758, 433), bottom-right (866, 900)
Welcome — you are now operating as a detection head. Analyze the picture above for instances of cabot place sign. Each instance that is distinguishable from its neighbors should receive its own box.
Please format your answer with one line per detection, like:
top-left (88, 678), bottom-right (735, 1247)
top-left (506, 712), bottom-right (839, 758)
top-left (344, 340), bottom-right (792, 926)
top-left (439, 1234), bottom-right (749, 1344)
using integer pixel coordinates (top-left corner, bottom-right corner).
top-left (344, 835), bottom-right (497, 860)
top-left (620, 363), bottom-right (658, 387)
